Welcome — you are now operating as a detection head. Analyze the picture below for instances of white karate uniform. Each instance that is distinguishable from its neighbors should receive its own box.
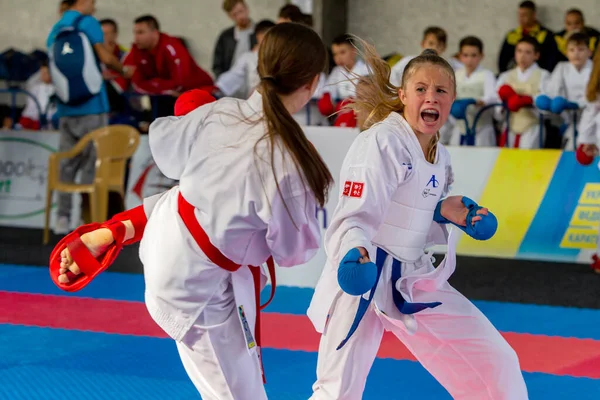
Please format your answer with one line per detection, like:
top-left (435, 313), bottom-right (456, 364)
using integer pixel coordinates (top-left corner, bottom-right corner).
top-left (140, 91), bottom-right (321, 399)
top-left (323, 59), bottom-right (369, 101)
top-left (20, 73), bottom-right (56, 124)
top-left (496, 63), bottom-right (550, 149)
top-left (390, 55), bottom-right (460, 145)
top-left (450, 66), bottom-right (498, 147)
top-left (216, 50), bottom-right (259, 98)
top-left (575, 100), bottom-right (600, 254)
top-left (307, 112), bottom-right (527, 400)
top-left (544, 60), bottom-right (592, 150)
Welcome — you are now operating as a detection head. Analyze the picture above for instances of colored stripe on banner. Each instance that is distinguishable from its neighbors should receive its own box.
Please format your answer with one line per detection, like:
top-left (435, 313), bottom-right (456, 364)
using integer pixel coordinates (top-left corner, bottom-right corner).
top-left (518, 151), bottom-right (600, 261)
top-left (457, 149), bottom-right (561, 258)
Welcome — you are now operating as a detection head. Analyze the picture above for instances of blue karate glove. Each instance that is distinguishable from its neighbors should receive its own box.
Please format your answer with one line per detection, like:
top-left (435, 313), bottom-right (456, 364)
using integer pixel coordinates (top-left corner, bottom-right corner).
top-left (337, 248), bottom-right (378, 296)
top-left (434, 197), bottom-right (498, 241)
top-left (450, 98), bottom-right (476, 120)
top-left (535, 94), bottom-right (552, 111)
top-left (549, 96), bottom-right (578, 114)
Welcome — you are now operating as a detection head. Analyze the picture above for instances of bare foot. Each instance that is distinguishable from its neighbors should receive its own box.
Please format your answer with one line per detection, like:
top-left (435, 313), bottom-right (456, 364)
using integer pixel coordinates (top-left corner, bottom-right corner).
top-left (58, 228), bottom-right (115, 284)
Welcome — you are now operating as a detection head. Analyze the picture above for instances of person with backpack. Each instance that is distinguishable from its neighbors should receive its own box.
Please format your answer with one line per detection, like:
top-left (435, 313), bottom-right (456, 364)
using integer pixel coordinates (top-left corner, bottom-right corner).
top-left (46, 0), bottom-right (134, 235)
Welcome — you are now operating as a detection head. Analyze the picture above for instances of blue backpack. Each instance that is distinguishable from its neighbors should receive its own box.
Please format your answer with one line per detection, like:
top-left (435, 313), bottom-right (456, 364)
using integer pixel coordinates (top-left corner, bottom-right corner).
top-left (49, 14), bottom-right (103, 106)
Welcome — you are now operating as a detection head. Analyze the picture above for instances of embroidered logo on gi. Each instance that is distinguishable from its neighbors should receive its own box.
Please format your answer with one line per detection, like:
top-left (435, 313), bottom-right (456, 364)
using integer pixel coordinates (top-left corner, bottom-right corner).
top-left (342, 181), bottom-right (365, 198)
top-left (343, 181), bottom-right (352, 196)
top-left (427, 175), bottom-right (439, 188)
top-left (238, 305), bottom-right (256, 349)
top-left (350, 182), bottom-right (364, 198)
top-left (422, 188), bottom-right (437, 198)
top-left (402, 162), bottom-right (412, 170)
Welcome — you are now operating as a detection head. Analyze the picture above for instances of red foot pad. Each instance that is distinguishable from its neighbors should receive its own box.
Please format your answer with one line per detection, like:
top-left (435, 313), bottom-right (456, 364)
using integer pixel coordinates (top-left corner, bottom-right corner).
top-left (49, 223), bottom-right (124, 292)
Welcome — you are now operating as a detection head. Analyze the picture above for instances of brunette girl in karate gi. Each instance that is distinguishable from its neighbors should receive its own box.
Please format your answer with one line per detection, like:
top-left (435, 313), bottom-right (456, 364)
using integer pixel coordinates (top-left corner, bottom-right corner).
top-left (54, 23), bottom-right (333, 400)
top-left (307, 45), bottom-right (529, 400)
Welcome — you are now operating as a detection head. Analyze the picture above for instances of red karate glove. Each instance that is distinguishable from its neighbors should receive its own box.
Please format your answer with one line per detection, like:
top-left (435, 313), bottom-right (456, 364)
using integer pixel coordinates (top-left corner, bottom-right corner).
top-left (507, 95), bottom-right (533, 112)
top-left (498, 84), bottom-right (517, 102)
top-left (318, 92), bottom-right (335, 116)
top-left (576, 144), bottom-right (596, 166)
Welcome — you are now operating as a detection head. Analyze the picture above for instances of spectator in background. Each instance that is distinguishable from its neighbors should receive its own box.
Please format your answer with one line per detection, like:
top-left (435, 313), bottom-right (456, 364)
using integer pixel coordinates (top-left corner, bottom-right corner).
top-left (544, 33), bottom-right (593, 149)
top-left (214, 19), bottom-right (275, 99)
top-left (496, 36), bottom-right (550, 148)
top-left (389, 26), bottom-right (461, 144)
top-left (450, 36), bottom-right (498, 147)
top-left (277, 4), bottom-right (304, 24)
top-left (277, 4), bottom-right (313, 27)
top-left (17, 60), bottom-right (56, 130)
top-left (100, 19), bottom-right (127, 114)
top-left (212, 0), bottom-right (256, 79)
top-left (554, 9), bottom-right (600, 63)
top-left (498, 1), bottom-right (558, 73)
top-left (100, 19), bottom-right (126, 60)
top-left (47, 0), bottom-right (133, 234)
top-left (117, 15), bottom-right (214, 118)
top-left (390, 26), bottom-right (461, 87)
top-left (317, 34), bottom-right (369, 127)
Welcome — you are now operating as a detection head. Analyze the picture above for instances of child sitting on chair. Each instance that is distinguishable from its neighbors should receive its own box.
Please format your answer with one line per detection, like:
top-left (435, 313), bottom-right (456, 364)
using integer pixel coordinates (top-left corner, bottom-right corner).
top-left (544, 33), bottom-right (593, 149)
top-left (496, 35), bottom-right (550, 148)
top-left (450, 36), bottom-right (497, 147)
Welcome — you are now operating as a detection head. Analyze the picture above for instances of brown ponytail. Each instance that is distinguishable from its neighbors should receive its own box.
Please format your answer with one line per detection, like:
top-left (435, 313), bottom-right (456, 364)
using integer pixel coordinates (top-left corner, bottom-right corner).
top-left (349, 40), bottom-right (455, 163)
top-left (256, 23), bottom-right (333, 208)
top-left (586, 48), bottom-right (600, 102)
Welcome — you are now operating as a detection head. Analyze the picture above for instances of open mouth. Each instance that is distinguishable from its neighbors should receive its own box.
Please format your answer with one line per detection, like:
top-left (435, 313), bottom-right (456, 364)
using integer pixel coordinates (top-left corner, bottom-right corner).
top-left (421, 109), bottom-right (440, 123)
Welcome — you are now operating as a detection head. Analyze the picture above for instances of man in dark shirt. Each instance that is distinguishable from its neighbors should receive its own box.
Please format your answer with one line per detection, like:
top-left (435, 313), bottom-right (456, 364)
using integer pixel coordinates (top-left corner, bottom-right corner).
top-left (212, 0), bottom-right (256, 78)
top-left (498, 1), bottom-right (559, 73)
top-left (554, 8), bottom-right (600, 63)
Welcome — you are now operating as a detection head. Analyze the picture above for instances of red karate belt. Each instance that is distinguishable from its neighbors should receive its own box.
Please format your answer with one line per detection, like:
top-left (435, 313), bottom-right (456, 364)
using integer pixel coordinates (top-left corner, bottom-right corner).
top-left (177, 193), bottom-right (276, 383)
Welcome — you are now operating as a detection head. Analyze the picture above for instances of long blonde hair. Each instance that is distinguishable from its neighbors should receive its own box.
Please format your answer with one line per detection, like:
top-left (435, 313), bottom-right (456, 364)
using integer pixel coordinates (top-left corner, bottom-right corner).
top-left (586, 48), bottom-right (600, 102)
top-left (349, 39), bottom-right (455, 163)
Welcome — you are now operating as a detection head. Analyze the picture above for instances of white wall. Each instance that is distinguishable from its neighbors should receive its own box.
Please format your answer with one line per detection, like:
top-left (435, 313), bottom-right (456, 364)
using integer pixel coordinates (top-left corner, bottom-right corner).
top-left (0, 0), bottom-right (285, 77)
top-left (347, 0), bottom-right (600, 73)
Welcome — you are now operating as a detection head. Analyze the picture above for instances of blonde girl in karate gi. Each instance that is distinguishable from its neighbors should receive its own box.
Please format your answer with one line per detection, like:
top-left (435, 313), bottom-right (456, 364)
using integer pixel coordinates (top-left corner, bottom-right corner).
top-left (308, 45), bottom-right (529, 400)
top-left (54, 23), bottom-right (333, 400)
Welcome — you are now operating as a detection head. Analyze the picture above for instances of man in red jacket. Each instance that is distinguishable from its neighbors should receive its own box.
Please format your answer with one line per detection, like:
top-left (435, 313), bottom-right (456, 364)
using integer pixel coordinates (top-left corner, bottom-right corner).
top-left (117, 15), bottom-right (215, 118)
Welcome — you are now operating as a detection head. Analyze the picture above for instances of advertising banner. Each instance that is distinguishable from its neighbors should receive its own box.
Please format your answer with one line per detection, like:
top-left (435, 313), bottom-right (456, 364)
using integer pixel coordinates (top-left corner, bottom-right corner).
top-left (2, 127), bottom-right (599, 274)
top-left (0, 131), bottom-right (62, 228)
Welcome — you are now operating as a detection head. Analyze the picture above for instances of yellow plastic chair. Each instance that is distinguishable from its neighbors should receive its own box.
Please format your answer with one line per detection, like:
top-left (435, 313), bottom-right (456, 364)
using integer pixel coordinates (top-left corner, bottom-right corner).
top-left (43, 125), bottom-right (140, 244)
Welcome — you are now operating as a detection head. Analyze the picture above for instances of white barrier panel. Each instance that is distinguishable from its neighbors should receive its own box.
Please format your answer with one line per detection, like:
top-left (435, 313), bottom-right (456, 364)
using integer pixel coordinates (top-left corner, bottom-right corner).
top-left (0, 131), bottom-right (61, 228)
top-left (124, 135), bottom-right (177, 210)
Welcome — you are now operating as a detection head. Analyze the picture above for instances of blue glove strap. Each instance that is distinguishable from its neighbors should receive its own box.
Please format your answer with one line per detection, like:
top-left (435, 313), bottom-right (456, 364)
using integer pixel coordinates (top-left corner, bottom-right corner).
top-left (433, 201), bottom-right (449, 224)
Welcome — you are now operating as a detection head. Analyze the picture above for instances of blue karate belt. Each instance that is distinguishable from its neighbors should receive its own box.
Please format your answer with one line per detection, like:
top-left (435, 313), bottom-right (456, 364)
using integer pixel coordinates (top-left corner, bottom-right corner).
top-left (336, 247), bottom-right (442, 350)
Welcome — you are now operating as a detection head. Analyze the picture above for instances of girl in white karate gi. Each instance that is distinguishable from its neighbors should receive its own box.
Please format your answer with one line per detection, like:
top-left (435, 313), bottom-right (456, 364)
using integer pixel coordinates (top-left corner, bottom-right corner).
top-left (56, 23), bottom-right (333, 400)
top-left (308, 46), bottom-right (529, 399)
